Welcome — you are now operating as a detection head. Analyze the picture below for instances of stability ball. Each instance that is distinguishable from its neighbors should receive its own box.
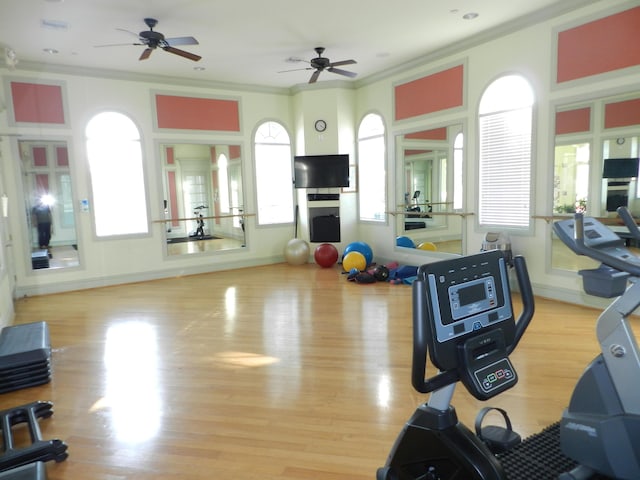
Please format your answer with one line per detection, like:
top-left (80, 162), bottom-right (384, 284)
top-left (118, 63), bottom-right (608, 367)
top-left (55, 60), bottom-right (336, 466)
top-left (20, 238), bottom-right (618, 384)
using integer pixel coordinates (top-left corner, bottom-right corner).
top-left (417, 241), bottom-right (437, 251)
top-left (344, 241), bottom-right (373, 266)
top-left (284, 238), bottom-right (310, 265)
top-left (314, 243), bottom-right (339, 268)
top-left (396, 236), bottom-right (416, 248)
top-left (343, 251), bottom-right (367, 272)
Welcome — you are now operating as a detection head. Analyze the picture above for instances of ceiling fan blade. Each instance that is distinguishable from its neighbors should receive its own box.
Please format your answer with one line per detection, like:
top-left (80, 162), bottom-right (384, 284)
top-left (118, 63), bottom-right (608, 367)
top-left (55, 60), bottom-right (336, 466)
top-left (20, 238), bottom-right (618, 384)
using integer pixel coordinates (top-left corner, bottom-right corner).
top-left (116, 28), bottom-right (142, 39)
top-left (329, 59), bottom-right (356, 67)
top-left (94, 42), bottom-right (142, 48)
top-left (139, 48), bottom-right (153, 60)
top-left (165, 36), bottom-right (199, 46)
top-left (163, 46), bottom-right (202, 62)
top-left (277, 67), bottom-right (314, 73)
top-left (309, 70), bottom-right (321, 84)
top-left (328, 67), bottom-right (357, 78)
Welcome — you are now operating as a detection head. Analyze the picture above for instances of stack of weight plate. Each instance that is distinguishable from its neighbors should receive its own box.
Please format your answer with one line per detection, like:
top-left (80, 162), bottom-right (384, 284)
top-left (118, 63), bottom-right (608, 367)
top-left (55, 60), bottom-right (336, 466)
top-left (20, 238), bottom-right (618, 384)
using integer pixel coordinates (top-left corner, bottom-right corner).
top-left (0, 322), bottom-right (51, 394)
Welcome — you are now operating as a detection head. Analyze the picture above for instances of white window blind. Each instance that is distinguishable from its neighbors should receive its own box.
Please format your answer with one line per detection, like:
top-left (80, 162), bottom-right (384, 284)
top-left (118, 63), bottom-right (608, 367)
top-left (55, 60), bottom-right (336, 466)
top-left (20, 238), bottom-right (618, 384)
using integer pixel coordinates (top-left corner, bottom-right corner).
top-left (478, 106), bottom-right (532, 228)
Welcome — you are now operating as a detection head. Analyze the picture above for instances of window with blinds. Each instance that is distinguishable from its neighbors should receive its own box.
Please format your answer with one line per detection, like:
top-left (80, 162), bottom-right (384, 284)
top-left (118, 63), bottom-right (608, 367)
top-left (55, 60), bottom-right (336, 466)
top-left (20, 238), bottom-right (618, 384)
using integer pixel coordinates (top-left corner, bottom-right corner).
top-left (478, 75), bottom-right (534, 229)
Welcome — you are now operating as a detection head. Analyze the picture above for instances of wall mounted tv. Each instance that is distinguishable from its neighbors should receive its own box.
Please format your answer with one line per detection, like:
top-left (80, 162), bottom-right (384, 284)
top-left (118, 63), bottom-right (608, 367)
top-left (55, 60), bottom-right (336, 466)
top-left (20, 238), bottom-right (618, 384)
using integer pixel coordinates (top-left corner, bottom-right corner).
top-left (602, 157), bottom-right (640, 178)
top-left (294, 154), bottom-right (350, 188)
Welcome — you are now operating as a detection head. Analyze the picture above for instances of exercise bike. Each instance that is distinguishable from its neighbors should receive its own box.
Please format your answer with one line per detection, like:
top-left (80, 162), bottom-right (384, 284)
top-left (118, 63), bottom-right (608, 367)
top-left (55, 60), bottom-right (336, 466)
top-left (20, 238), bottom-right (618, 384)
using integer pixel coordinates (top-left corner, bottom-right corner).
top-left (377, 209), bottom-right (640, 479)
top-left (377, 249), bottom-right (534, 480)
top-left (190, 205), bottom-right (208, 239)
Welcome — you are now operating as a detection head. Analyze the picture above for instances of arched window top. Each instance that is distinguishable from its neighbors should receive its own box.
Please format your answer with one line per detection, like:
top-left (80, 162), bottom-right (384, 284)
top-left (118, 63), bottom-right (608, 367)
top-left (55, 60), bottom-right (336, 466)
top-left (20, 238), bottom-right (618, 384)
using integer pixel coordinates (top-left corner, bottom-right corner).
top-left (86, 111), bottom-right (140, 141)
top-left (358, 113), bottom-right (385, 138)
top-left (454, 132), bottom-right (464, 149)
top-left (479, 75), bottom-right (534, 114)
top-left (255, 121), bottom-right (290, 145)
top-left (218, 153), bottom-right (228, 168)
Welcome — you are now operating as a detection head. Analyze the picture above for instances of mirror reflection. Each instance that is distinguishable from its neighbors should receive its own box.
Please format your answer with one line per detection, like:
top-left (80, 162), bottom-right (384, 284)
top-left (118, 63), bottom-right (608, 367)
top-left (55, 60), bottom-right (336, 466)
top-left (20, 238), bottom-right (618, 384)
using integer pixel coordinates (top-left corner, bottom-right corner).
top-left (19, 139), bottom-right (80, 270)
top-left (552, 91), bottom-right (640, 271)
top-left (160, 143), bottom-right (246, 256)
top-left (396, 125), bottom-right (464, 255)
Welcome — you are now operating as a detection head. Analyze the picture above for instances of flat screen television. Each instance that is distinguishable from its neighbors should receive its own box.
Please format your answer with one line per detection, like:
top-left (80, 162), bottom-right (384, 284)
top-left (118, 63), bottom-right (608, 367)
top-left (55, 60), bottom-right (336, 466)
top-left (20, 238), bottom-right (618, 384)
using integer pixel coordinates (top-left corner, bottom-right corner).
top-left (602, 157), bottom-right (639, 178)
top-left (294, 154), bottom-right (350, 188)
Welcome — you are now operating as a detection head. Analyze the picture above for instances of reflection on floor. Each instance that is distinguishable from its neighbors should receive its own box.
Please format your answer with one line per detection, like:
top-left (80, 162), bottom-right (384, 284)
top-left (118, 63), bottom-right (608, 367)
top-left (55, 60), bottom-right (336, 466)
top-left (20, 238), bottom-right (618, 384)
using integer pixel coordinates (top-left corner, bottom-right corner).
top-left (166, 236), bottom-right (244, 255)
top-left (33, 245), bottom-right (80, 270)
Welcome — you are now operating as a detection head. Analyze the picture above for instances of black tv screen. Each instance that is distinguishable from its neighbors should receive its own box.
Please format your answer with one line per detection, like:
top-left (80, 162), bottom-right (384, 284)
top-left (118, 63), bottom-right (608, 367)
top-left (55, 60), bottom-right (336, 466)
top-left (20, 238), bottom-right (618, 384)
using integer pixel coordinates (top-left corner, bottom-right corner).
top-left (294, 154), bottom-right (350, 188)
top-left (602, 158), bottom-right (639, 178)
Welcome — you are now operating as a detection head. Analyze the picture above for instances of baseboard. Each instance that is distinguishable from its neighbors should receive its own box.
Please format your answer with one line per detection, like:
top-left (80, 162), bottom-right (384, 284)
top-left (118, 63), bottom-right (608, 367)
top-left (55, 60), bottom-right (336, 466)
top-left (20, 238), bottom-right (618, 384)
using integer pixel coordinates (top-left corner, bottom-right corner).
top-left (14, 255), bottom-right (283, 298)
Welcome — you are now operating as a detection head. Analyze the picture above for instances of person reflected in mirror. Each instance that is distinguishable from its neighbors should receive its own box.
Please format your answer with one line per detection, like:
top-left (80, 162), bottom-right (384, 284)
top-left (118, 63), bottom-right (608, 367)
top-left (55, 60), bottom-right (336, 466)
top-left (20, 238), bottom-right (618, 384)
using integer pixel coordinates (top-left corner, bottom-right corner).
top-left (32, 194), bottom-right (54, 250)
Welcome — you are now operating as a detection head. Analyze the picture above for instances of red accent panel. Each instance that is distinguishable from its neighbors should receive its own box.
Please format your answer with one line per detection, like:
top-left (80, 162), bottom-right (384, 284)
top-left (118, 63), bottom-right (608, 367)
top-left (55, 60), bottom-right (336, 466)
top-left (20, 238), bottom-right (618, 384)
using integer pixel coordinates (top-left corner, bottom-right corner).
top-left (405, 149), bottom-right (432, 156)
top-left (166, 146), bottom-right (174, 165)
top-left (33, 147), bottom-right (47, 167)
top-left (604, 98), bottom-right (640, 129)
top-left (557, 7), bottom-right (640, 83)
top-left (405, 128), bottom-right (448, 140)
top-left (11, 82), bottom-right (65, 124)
top-left (555, 107), bottom-right (591, 135)
top-left (56, 146), bottom-right (69, 167)
top-left (229, 145), bottom-right (241, 159)
top-left (210, 146), bottom-right (217, 164)
top-left (167, 171), bottom-right (179, 228)
top-left (156, 95), bottom-right (240, 131)
top-left (35, 174), bottom-right (49, 195)
top-left (395, 65), bottom-right (464, 121)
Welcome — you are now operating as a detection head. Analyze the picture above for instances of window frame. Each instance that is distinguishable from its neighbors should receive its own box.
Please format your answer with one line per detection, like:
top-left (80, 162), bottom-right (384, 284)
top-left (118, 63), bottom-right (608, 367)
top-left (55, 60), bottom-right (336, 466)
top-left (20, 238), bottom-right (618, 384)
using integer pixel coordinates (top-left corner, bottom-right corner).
top-left (85, 111), bottom-right (150, 239)
top-left (477, 74), bottom-right (535, 233)
top-left (357, 112), bottom-right (387, 223)
top-left (252, 120), bottom-right (295, 227)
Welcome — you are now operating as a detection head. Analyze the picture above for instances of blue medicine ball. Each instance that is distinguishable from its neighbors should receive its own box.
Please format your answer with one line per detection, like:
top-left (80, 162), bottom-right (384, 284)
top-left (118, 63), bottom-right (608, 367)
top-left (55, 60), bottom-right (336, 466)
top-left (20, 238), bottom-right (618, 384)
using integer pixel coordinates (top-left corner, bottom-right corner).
top-left (343, 241), bottom-right (373, 266)
top-left (396, 236), bottom-right (416, 248)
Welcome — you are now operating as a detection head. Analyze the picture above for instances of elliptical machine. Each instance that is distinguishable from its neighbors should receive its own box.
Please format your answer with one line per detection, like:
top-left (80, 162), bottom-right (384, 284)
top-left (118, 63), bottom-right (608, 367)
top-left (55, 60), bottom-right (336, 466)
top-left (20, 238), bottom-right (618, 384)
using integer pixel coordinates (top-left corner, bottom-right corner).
top-left (552, 209), bottom-right (640, 479)
top-left (377, 249), bottom-right (535, 480)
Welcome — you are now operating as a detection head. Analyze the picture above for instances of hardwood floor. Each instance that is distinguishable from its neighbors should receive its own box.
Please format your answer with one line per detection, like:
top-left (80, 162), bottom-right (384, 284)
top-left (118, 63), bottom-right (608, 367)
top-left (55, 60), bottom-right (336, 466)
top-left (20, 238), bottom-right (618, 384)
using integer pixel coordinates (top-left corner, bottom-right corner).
top-left (5, 262), bottom-right (634, 479)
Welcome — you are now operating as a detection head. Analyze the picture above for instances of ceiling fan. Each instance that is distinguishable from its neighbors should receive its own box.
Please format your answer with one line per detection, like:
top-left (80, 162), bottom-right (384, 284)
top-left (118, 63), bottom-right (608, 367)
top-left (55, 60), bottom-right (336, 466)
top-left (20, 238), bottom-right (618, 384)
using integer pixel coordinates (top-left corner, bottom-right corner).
top-left (280, 47), bottom-right (357, 83)
top-left (95, 18), bottom-right (201, 62)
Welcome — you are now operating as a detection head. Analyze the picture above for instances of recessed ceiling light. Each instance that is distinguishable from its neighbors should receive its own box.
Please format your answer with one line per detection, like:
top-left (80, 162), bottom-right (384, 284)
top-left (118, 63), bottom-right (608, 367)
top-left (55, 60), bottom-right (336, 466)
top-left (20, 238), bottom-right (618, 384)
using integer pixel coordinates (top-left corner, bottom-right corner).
top-left (463, 12), bottom-right (479, 20)
top-left (43, 48), bottom-right (59, 54)
top-left (194, 66), bottom-right (205, 71)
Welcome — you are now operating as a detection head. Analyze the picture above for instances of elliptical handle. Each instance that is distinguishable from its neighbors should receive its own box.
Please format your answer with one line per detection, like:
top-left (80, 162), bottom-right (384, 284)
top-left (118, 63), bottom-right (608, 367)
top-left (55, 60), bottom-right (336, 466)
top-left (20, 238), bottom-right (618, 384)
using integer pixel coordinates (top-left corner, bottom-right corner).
top-left (617, 206), bottom-right (640, 241)
top-left (507, 255), bottom-right (535, 355)
top-left (411, 276), bottom-right (460, 393)
top-left (572, 212), bottom-right (640, 277)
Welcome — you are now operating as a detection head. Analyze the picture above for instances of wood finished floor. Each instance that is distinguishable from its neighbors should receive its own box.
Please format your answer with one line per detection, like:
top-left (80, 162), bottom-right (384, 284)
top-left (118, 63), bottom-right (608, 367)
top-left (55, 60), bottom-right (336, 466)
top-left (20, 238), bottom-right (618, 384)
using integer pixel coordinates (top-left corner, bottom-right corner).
top-left (6, 262), bottom-right (630, 479)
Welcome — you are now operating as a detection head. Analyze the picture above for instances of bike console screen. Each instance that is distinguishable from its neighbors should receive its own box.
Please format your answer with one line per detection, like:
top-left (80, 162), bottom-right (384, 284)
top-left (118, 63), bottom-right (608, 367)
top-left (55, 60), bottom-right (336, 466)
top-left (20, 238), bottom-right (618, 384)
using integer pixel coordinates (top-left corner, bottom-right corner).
top-left (418, 250), bottom-right (516, 372)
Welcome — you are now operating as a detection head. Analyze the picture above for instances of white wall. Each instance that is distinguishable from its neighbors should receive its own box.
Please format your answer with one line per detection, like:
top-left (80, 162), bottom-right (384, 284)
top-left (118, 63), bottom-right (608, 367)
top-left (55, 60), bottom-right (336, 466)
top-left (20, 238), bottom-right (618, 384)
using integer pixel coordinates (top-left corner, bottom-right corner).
top-left (354, 0), bottom-right (640, 306)
top-left (0, 0), bottom-right (638, 312)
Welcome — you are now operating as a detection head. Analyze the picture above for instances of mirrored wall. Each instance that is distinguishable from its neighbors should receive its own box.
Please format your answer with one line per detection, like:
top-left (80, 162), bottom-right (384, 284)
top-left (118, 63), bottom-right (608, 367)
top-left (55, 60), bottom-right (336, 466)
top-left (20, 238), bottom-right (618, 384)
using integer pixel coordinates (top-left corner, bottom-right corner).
top-left (395, 124), bottom-right (465, 255)
top-left (18, 139), bottom-right (80, 270)
top-left (552, 92), bottom-right (640, 271)
top-left (159, 143), bottom-right (246, 256)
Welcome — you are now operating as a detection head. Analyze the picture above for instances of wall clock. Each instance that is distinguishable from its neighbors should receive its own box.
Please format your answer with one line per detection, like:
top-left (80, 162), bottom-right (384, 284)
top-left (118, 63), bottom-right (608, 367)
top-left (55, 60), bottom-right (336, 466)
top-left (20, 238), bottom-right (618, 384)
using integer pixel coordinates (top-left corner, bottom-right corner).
top-left (314, 119), bottom-right (327, 132)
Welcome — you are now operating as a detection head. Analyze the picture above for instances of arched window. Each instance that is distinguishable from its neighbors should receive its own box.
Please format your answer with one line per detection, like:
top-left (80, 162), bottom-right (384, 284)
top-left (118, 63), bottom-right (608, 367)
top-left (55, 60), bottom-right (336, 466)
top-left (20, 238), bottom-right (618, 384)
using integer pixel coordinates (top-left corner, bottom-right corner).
top-left (358, 113), bottom-right (386, 222)
top-left (478, 75), bottom-right (534, 229)
top-left (218, 153), bottom-right (230, 213)
top-left (453, 132), bottom-right (464, 210)
top-left (86, 112), bottom-right (148, 237)
top-left (254, 121), bottom-right (294, 225)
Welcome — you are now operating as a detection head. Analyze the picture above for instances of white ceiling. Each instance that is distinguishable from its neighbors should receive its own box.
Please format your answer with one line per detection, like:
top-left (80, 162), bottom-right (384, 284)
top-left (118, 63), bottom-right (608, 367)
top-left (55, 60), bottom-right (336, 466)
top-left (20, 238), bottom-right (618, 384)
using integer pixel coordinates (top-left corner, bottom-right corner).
top-left (1, 0), bottom-right (599, 90)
